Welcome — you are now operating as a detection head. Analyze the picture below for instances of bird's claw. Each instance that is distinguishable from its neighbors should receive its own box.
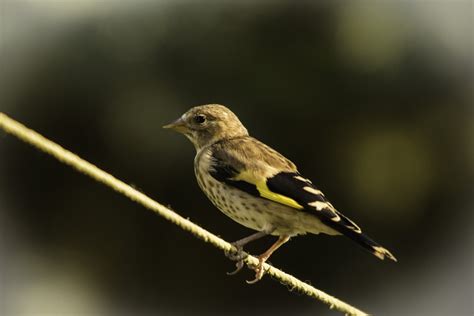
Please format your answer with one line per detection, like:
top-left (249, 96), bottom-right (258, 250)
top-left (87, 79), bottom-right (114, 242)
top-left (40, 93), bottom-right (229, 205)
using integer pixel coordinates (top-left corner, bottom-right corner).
top-left (226, 260), bottom-right (245, 275)
top-left (246, 258), bottom-right (270, 284)
top-left (225, 243), bottom-right (248, 261)
top-left (225, 247), bottom-right (248, 262)
top-left (225, 243), bottom-right (248, 276)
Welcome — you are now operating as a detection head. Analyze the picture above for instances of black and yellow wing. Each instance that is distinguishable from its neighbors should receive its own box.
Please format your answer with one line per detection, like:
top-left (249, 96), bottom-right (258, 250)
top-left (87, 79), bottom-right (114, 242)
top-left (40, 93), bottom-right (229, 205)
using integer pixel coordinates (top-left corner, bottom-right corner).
top-left (209, 138), bottom-right (397, 262)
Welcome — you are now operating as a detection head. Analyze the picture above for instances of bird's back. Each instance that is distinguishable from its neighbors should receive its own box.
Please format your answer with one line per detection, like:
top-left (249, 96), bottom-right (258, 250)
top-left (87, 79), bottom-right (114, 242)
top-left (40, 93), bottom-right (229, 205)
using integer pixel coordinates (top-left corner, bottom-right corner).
top-left (210, 136), bottom-right (297, 176)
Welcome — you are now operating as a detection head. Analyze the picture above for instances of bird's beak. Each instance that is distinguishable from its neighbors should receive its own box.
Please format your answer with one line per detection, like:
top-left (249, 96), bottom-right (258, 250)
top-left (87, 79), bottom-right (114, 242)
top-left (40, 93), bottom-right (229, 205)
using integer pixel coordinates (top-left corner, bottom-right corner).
top-left (163, 117), bottom-right (187, 132)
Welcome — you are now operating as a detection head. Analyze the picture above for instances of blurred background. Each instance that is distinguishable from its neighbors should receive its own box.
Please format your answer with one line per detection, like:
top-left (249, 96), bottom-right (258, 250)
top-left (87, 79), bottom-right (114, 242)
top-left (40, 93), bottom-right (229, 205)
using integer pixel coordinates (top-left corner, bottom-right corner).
top-left (0, 1), bottom-right (472, 315)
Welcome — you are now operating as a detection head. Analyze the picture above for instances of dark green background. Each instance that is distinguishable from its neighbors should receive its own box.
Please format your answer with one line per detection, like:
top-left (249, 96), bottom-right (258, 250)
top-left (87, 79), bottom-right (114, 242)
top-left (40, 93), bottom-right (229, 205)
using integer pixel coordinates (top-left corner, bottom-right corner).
top-left (1, 1), bottom-right (472, 315)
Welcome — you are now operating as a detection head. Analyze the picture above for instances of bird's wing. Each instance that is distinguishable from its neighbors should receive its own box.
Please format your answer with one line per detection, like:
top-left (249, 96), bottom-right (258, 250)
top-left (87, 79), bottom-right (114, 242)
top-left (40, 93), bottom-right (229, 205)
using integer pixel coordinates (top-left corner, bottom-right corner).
top-left (209, 137), bottom-right (360, 230)
top-left (209, 137), bottom-right (397, 261)
top-left (263, 170), bottom-right (397, 261)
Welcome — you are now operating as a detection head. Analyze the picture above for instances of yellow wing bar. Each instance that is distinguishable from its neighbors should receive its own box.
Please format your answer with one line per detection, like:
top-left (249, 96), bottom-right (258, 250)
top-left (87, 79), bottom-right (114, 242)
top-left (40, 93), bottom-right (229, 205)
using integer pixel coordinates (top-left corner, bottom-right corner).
top-left (234, 171), bottom-right (304, 210)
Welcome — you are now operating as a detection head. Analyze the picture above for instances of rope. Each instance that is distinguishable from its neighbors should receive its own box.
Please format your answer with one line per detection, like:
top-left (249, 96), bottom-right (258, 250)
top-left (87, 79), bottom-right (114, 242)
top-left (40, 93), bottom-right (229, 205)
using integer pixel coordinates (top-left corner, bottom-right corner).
top-left (0, 112), bottom-right (368, 316)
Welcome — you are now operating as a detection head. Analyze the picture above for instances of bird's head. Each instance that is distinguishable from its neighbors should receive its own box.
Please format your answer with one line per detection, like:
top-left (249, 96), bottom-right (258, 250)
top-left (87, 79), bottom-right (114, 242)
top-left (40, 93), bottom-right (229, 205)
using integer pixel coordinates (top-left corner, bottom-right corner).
top-left (163, 104), bottom-right (249, 150)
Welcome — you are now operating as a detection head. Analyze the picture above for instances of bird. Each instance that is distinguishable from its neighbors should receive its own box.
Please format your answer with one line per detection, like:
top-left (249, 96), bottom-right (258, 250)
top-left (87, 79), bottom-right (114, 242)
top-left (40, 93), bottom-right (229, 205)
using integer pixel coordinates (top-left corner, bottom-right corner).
top-left (163, 104), bottom-right (396, 283)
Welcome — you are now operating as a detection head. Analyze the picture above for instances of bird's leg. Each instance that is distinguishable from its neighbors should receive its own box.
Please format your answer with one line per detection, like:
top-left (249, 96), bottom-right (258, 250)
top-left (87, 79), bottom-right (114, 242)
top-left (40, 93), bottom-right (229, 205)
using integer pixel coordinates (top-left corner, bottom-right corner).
top-left (226, 231), bottom-right (268, 275)
top-left (246, 235), bottom-right (290, 284)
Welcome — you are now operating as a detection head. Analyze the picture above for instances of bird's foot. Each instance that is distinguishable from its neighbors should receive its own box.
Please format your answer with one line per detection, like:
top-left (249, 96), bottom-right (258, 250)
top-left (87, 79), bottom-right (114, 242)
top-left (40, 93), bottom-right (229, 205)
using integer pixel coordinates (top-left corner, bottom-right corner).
top-left (246, 256), bottom-right (269, 284)
top-left (225, 243), bottom-right (248, 261)
top-left (225, 243), bottom-right (248, 276)
top-left (227, 260), bottom-right (245, 276)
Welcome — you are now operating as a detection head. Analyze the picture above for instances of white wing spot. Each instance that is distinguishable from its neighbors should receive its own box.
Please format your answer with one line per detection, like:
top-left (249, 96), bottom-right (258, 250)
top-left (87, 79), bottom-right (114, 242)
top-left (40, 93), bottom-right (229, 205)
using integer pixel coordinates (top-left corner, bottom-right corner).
top-left (294, 175), bottom-right (312, 184)
top-left (308, 201), bottom-right (341, 222)
top-left (348, 222), bottom-right (362, 234)
top-left (303, 186), bottom-right (323, 195)
top-left (308, 201), bottom-right (329, 210)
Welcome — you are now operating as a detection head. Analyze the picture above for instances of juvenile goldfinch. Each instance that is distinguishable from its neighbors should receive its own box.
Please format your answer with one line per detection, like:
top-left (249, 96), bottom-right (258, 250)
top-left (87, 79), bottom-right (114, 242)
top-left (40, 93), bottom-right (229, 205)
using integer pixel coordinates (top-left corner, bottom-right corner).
top-left (164, 104), bottom-right (396, 283)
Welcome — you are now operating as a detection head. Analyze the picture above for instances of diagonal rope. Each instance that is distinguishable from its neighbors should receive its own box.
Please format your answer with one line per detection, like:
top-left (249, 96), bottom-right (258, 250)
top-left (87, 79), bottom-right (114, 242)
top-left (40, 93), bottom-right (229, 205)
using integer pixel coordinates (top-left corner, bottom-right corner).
top-left (0, 112), bottom-right (368, 316)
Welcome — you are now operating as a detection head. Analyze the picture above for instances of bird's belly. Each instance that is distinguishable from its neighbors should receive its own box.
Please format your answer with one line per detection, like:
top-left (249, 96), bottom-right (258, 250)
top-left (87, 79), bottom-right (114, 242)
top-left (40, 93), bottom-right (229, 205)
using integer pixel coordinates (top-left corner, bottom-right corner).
top-left (195, 169), bottom-right (336, 236)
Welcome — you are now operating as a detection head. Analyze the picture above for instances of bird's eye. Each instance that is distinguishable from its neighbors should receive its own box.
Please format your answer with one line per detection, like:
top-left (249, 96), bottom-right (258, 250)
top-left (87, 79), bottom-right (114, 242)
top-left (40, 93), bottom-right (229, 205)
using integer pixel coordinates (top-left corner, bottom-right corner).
top-left (193, 114), bottom-right (206, 124)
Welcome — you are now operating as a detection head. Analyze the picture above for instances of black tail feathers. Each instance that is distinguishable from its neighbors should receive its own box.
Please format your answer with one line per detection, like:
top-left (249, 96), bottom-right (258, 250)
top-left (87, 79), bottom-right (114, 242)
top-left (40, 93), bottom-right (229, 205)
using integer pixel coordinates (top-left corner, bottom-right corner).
top-left (351, 231), bottom-right (397, 262)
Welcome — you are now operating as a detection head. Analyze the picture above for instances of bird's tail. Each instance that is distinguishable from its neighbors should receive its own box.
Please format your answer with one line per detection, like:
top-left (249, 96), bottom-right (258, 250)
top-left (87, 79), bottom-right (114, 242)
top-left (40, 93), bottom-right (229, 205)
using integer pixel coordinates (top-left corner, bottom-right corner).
top-left (347, 230), bottom-right (397, 262)
top-left (318, 208), bottom-right (397, 261)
